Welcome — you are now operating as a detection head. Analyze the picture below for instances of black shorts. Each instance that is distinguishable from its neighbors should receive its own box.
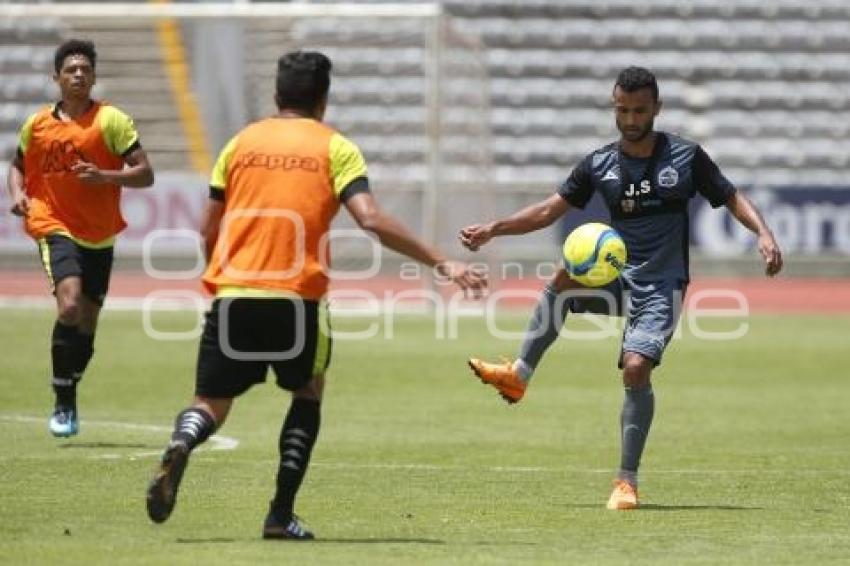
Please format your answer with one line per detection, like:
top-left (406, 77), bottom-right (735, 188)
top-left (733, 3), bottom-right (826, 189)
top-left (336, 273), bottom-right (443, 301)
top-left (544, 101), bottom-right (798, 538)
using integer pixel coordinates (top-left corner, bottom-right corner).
top-left (37, 234), bottom-right (114, 306)
top-left (195, 297), bottom-right (332, 398)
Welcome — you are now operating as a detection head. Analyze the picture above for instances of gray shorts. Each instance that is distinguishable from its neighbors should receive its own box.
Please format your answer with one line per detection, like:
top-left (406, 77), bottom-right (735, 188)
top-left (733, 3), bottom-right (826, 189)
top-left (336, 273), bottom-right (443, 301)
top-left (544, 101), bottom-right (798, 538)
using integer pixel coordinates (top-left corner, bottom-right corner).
top-left (567, 278), bottom-right (687, 367)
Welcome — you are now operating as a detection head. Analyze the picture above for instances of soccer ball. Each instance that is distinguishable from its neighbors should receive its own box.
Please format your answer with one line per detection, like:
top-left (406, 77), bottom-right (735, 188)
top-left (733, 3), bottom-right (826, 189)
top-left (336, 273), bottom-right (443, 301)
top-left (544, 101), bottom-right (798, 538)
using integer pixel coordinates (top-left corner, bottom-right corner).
top-left (562, 222), bottom-right (627, 287)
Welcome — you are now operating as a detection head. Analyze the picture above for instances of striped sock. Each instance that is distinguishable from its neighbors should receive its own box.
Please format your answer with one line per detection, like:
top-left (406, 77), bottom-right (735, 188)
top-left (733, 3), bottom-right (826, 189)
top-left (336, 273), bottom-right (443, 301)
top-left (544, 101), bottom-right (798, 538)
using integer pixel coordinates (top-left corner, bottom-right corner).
top-left (272, 399), bottom-right (321, 520)
top-left (171, 407), bottom-right (216, 450)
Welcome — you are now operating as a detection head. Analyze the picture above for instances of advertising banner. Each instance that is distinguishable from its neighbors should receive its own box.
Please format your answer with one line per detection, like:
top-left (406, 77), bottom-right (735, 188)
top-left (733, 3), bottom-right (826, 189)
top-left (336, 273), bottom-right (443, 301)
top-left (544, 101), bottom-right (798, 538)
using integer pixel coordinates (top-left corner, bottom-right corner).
top-left (2, 167), bottom-right (849, 258)
top-left (560, 186), bottom-right (850, 257)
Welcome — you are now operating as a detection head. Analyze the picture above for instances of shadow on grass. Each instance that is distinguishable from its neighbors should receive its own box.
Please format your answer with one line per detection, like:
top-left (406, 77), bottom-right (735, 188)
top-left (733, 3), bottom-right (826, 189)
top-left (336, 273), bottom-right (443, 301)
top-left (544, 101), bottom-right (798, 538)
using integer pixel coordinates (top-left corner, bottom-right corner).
top-left (309, 538), bottom-right (446, 545)
top-left (639, 504), bottom-right (763, 511)
top-left (562, 503), bottom-right (762, 511)
top-left (176, 537), bottom-right (446, 545)
top-left (59, 442), bottom-right (155, 449)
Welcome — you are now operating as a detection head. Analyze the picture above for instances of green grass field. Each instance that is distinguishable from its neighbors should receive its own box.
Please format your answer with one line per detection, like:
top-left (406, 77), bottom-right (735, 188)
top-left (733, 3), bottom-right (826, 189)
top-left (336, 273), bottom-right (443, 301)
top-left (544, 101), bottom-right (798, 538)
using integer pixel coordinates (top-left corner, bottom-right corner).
top-left (1, 308), bottom-right (848, 565)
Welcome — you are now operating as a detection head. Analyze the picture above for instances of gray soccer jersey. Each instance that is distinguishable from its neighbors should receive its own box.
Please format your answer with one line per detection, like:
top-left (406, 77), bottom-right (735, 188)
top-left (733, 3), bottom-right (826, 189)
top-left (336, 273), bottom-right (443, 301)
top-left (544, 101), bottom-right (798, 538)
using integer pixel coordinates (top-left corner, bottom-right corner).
top-left (557, 132), bottom-right (735, 281)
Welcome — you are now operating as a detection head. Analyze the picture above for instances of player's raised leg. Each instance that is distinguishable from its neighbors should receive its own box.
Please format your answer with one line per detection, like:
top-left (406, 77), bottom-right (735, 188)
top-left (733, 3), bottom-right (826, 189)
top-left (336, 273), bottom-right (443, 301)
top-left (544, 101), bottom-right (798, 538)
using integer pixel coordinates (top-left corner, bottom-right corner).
top-left (469, 269), bottom-right (608, 403)
top-left (68, 238), bottom-right (113, 407)
top-left (71, 293), bottom-right (99, 392)
top-left (146, 397), bottom-right (224, 523)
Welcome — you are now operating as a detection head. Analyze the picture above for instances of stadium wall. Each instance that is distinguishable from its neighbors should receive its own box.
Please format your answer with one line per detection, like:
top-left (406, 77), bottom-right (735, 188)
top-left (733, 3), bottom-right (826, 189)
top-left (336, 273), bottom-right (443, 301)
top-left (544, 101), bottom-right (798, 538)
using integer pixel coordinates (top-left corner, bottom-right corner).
top-left (559, 185), bottom-right (850, 268)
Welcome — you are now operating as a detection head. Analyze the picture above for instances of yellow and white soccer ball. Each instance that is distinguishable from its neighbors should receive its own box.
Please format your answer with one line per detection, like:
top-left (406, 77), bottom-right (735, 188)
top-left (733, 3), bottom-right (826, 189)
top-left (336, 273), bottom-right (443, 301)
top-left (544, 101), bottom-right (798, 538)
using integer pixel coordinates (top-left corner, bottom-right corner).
top-left (562, 222), bottom-right (627, 287)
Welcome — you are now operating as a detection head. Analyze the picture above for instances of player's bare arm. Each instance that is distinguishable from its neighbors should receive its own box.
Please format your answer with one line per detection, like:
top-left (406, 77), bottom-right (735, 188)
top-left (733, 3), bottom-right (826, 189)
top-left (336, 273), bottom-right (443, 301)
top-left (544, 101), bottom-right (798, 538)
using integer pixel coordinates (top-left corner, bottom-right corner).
top-left (73, 147), bottom-right (154, 188)
top-left (459, 193), bottom-right (569, 252)
top-left (344, 191), bottom-right (486, 295)
top-left (725, 190), bottom-right (783, 276)
top-left (199, 198), bottom-right (225, 263)
top-left (6, 151), bottom-right (29, 216)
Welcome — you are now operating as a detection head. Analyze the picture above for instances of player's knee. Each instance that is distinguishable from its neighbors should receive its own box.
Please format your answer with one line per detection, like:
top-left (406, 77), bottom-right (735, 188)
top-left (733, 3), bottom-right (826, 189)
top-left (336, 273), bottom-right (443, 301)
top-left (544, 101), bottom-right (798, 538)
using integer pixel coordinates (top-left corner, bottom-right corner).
top-left (622, 353), bottom-right (652, 387)
top-left (57, 299), bottom-right (81, 325)
top-left (55, 278), bottom-right (84, 324)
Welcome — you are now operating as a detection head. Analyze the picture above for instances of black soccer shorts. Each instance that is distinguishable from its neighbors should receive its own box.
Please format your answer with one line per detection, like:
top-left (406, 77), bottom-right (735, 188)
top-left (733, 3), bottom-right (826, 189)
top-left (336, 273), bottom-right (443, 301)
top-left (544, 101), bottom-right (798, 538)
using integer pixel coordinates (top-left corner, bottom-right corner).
top-left (195, 297), bottom-right (331, 398)
top-left (37, 233), bottom-right (114, 306)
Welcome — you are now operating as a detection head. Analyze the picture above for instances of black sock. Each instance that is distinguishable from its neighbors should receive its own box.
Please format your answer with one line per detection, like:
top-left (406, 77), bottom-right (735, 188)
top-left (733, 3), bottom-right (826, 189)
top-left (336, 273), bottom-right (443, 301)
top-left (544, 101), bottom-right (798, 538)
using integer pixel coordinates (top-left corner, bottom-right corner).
top-left (51, 321), bottom-right (78, 408)
top-left (271, 399), bottom-right (321, 520)
top-left (171, 407), bottom-right (216, 451)
top-left (71, 331), bottom-right (95, 380)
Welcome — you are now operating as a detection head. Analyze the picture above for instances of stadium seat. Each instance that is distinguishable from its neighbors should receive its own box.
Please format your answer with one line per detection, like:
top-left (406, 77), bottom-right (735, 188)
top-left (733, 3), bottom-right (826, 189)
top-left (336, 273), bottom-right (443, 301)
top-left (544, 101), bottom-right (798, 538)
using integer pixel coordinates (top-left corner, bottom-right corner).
top-left (2, 0), bottom-right (848, 189)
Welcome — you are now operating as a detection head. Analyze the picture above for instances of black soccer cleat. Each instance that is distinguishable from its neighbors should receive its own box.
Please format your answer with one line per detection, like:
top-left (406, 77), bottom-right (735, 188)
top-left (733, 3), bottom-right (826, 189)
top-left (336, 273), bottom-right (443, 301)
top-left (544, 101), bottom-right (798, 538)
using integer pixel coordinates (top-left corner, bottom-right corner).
top-left (146, 440), bottom-right (190, 523)
top-left (262, 509), bottom-right (315, 540)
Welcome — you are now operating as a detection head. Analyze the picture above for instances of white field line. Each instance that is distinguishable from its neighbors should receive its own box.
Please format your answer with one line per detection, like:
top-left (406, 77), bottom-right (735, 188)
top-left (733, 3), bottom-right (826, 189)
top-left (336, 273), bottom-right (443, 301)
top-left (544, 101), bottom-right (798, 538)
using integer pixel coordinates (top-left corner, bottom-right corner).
top-left (2, 415), bottom-right (843, 476)
top-left (0, 414), bottom-right (238, 459)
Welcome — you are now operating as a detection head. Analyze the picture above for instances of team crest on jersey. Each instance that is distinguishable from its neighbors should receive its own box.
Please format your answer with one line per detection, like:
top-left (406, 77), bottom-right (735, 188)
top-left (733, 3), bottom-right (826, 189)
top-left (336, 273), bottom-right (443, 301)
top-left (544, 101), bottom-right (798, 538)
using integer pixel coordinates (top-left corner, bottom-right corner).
top-left (657, 166), bottom-right (678, 187)
top-left (621, 199), bottom-right (636, 213)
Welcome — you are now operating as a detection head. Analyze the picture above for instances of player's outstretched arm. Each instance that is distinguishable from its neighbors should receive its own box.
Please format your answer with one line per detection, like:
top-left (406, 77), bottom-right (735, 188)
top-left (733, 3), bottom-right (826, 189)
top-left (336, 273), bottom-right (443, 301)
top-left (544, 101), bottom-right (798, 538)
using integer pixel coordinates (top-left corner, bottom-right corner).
top-left (6, 152), bottom-right (29, 216)
top-left (344, 192), bottom-right (487, 296)
top-left (73, 147), bottom-right (154, 188)
top-left (459, 193), bottom-right (569, 252)
top-left (725, 191), bottom-right (783, 276)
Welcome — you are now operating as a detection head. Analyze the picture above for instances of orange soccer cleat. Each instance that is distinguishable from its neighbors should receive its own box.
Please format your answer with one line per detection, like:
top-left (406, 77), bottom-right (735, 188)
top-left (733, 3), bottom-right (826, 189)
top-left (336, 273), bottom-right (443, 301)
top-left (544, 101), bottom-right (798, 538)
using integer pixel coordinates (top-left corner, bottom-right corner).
top-left (467, 357), bottom-right (527, 404)
top-left (606, 479), bottom-right (639, 510)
